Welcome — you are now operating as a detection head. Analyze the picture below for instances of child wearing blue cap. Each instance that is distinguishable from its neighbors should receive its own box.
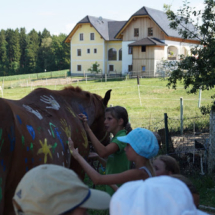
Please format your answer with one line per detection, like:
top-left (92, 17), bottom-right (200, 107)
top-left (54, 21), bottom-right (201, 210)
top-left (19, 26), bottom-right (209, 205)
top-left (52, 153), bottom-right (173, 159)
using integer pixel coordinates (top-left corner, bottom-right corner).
top-left (68, 127), bottom-right (159, 193)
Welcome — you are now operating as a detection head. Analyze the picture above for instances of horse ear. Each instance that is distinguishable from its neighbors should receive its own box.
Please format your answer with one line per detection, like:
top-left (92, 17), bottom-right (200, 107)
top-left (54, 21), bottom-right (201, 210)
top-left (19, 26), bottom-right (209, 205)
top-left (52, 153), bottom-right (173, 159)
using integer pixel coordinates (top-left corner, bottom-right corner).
top-left (103, 89), bottom-right (112, 106)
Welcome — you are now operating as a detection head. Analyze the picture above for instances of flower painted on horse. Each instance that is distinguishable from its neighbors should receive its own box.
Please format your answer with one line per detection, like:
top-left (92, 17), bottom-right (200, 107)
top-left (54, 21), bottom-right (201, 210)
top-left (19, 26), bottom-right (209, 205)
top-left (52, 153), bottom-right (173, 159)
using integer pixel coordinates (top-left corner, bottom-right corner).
top-left (37, 138), bottom-right (53, 163)
top-left (60, 119), bottom-right (71, 138)
top-left (81, 129), bottom-right (88, 148)
top-left (40, 95), bottom-right (60, 110)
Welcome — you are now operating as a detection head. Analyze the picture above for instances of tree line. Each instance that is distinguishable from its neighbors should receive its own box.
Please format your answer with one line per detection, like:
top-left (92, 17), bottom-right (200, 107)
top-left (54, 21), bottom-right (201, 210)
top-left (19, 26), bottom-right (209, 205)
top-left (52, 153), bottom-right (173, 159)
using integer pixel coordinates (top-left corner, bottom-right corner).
top-left (0, 28), bottom-right (70, 76)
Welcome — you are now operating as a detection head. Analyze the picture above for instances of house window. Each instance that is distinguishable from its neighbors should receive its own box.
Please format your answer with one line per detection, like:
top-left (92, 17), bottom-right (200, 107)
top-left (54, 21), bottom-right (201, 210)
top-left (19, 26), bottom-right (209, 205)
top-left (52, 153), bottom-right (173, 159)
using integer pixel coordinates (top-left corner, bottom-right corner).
top-left (87, 49), bottom-right (90, 54)
top-left (94, 48), bottom-right (97, 54)
top-left (128, 47), bottom-right (133, 54)
top-left (141, 46), bottom-right (146, 52)
top-left (109, 65), bottom-right (114, 72)
top-left (148, 27), bottom-right (153, 36)
top-left (79, 33), bottom-right (83, 41)
top-left (134, 28), bottom-right (139, 37)
top-left (108, 48), bottom-right (117, 60)
top-left (142, 66), bottom-right (146, 72)
top-left (119, 49), bottom-right (122, 61)
top-left (128, 65), bottom-right (132, 71)
top-left (77, 49), bottom-right (81, 56)
top-left (90, 33), bottom-right (95, 40)
top-left (77, 65), bottom-right (82, 71)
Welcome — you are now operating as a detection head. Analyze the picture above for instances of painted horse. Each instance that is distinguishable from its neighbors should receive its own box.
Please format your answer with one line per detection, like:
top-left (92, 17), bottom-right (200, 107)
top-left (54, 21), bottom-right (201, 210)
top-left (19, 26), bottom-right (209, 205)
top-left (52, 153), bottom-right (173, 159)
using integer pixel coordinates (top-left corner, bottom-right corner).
top-left (0, 86), bottom-right (111, 215)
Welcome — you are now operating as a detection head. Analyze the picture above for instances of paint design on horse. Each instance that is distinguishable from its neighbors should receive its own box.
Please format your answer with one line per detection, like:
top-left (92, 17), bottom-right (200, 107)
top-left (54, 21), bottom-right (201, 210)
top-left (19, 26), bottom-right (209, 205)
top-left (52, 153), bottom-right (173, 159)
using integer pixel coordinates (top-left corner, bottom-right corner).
top-left (23, 104), bottom-right (43, 120)
top-left (8, 126), bottom-right (15, 152)
top-left (66, 105), bottom-right (76, 117)
top-left (60, 119), bottom-right (71, 138)
top-left (16, 115), bottom-right (22, 124)
top-left (26, 125), bottom-right (35, 140)
top-left (37, 138), bottom-right (53, 163)
top-left (21, 136), bottom-right (25, 147)
top-left (40, 95), bottom-right (60, 110)
top-left (52, 143), bottom-right (58, 153)
top-left (0, 160), bottom-right (5, 172)
top-left (0, 86), bottom-right (111, 215)
top-left (54, 127), bottom-right (65, 151)
top-left (78, 104), bottom-right (88, 119)
top-left (81, 129), bottom-right (88, 148)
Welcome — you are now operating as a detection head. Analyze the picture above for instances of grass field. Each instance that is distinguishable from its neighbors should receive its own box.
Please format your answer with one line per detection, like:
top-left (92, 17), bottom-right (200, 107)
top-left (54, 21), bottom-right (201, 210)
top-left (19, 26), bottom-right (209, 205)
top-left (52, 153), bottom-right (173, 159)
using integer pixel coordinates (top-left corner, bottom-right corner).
top-left (1, 76), bottom-right (215, 214)
top-left (1, 76), bottom-right (214, 130)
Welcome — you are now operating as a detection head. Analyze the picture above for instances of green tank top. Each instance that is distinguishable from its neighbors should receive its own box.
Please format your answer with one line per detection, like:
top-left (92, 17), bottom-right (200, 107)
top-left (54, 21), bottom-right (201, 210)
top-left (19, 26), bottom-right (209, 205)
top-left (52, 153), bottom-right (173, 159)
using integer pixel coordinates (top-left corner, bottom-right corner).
top-left (105, 129), bottom-right (131, 196)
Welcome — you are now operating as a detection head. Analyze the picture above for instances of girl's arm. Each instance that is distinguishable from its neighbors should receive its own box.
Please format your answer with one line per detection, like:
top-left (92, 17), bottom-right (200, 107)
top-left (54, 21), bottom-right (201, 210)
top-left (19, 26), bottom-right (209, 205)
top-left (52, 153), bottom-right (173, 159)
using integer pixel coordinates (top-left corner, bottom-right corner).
top-left (109, 184), bottom-right (119, 192)
top-left (68, 138), bottom-right (147, 185)
top-left (79, 113), bottom-right (118, 158)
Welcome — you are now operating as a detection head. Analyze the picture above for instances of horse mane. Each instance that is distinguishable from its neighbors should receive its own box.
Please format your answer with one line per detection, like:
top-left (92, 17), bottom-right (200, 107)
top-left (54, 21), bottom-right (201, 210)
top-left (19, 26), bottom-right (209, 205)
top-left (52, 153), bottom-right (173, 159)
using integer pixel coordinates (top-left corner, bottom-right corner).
top-left (63, 86), bottom-right (83, 93)
top-left (62, 86), bottom-right (102, 100)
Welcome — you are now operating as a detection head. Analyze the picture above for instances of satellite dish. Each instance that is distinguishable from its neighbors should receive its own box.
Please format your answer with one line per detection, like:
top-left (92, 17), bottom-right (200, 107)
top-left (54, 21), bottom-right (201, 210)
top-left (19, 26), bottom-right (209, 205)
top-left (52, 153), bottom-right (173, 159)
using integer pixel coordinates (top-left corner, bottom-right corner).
top-left (97, 16), bottom-right (103, 23)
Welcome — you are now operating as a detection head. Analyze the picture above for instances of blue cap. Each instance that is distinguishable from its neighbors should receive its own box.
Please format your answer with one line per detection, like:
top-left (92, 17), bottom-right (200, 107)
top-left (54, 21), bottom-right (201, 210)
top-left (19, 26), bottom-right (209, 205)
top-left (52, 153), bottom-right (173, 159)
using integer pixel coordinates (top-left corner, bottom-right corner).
top-left (117, 128), bottom-right (159, 159)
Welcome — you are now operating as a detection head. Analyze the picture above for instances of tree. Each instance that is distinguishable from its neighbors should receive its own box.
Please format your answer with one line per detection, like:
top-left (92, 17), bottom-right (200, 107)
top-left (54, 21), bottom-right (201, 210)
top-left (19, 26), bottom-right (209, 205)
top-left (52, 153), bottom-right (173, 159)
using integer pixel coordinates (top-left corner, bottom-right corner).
top-left (164, 0), bottom-right (215, 113)
top-left (88, 62), bottom-right (102, 74)
top-left (5, 29), bottom-right (21, 74)
top-left (19, 28), bottom-right (28, 73)
top-left (25, 29), bottom-right (40, 73)
top-left (0, 30), bottom-right (8, 75)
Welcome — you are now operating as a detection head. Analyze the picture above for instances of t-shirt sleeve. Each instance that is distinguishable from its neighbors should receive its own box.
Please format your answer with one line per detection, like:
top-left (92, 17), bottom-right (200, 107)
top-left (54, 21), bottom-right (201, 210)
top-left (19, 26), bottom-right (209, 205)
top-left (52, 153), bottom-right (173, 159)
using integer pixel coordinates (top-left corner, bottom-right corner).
top-left (111, 136), bottom-right (127, 154)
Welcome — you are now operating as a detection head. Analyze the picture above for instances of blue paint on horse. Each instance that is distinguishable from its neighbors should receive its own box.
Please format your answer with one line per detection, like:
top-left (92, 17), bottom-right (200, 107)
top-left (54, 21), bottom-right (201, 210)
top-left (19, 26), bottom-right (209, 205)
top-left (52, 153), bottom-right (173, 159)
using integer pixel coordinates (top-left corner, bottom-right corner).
top-left (0, 159), bottom-right (6, 172)
top-left (26, 125), bottom-right (35, 140)
top-left (78, 104), bottom-right (88, 119)
top-left (27, 146), bottom-right (29, 151)
top-left (32, 158), bottom-right (34, 163)
top-left (25, 158), bottom-right (27, 164)
top-left (26, 166), bottom-right (28, 172)
top-left (8, 126), bottom-right (15, 152)
top-left (54, 127), bottom-right (65, 151)
top-left (16, 115), bottom-right (22, 124)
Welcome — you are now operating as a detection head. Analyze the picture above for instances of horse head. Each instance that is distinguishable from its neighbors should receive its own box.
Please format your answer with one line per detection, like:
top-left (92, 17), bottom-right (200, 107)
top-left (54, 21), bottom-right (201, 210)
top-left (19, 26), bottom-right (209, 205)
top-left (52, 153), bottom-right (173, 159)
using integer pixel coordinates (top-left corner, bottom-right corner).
top-left (89, 89), bottom-right (112, 146)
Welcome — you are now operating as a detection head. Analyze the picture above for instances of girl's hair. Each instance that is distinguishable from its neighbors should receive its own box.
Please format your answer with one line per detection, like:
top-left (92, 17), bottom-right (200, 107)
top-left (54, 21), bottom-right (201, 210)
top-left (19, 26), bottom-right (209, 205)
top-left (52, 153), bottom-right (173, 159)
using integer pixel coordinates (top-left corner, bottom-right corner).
top-left (156, 155), bottom-right (180, 174)
top-left (105, 106), bottom-right (132, 133)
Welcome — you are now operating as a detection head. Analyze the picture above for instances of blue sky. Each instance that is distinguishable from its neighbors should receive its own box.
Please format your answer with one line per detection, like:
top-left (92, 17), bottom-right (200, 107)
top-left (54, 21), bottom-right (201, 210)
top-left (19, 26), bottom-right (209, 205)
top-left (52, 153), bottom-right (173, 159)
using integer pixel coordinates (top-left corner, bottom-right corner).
top-left (0, 0), bottom-right (204, 36)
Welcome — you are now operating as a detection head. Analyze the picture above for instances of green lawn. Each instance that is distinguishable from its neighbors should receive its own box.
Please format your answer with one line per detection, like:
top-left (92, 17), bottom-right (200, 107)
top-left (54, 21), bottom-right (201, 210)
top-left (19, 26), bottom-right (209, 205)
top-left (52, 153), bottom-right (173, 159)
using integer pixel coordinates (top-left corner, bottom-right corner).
top-left (1, 77), bottom-right (214, 129)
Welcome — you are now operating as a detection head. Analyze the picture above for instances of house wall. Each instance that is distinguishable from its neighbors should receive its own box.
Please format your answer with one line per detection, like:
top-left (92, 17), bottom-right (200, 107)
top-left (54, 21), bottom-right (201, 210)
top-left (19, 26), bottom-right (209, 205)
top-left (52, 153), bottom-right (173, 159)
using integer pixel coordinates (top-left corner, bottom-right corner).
top-left (132, 46), bottom-right (165, 76)
top-left (106, 41), bottom-right (122, 74)
top-left (122, 41), bottom-right (133, 75)
top-left (122, 17), bottom-right (165, 41)
top-left (70, 23), bottom-right (105, 74)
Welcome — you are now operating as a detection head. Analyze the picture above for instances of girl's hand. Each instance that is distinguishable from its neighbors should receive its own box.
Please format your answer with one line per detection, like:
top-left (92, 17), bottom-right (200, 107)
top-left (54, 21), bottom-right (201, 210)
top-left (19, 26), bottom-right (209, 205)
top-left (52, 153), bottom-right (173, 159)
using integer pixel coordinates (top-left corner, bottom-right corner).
top-left (78, 113), bottom-right (88, 122)
top-left (68, 137), bottom-right (80, 159)
top-left (78, 113), bottom-right (90, 131)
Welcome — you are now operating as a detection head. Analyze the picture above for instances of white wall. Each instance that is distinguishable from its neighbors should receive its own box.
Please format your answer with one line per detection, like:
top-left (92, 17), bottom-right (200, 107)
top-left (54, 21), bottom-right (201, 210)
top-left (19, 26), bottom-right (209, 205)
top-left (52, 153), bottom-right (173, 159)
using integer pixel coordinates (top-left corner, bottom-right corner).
top-left (122, 41), bottom-right (134, 75)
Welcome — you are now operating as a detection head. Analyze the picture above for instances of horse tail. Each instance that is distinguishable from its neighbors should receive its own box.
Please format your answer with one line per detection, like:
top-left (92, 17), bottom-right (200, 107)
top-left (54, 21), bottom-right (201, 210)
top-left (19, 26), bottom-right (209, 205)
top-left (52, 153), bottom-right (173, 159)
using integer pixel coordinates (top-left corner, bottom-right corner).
top-left (0, 98), bottom-right (17, 215)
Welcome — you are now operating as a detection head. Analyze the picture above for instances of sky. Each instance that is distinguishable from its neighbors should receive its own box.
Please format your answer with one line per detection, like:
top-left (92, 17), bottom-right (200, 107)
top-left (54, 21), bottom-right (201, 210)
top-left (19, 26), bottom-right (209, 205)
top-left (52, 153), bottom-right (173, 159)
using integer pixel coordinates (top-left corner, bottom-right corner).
top-left (0, 0), bottom-right (205, 36)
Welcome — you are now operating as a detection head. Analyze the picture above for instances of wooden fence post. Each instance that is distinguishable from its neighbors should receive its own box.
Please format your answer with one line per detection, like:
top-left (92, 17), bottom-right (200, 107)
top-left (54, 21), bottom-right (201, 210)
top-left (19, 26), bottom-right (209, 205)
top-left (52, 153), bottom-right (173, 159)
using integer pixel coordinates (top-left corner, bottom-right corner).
top-left (164, 113), bottom-right (169, 154)
top-left (180, 97), bottom-right (183, 135)
top-left (208, 110), bottom-right (215, 173)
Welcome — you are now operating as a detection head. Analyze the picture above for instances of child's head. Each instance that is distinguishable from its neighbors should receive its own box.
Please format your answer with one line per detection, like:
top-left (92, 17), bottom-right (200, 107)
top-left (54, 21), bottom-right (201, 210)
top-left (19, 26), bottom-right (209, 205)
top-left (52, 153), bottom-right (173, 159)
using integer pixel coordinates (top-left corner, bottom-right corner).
top-left (110, 176), bottom-right (207, 215)
top-left (13, 164), bottom-right (111, 215)
top-left (105, 106), bottom-right (132, 133)
top-left (105, 106), bottom-right (128, 127)
top-left (153, 155), bottom-right (180, 176)
top-left (117, 128), bottom-right (159, 159)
